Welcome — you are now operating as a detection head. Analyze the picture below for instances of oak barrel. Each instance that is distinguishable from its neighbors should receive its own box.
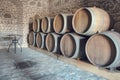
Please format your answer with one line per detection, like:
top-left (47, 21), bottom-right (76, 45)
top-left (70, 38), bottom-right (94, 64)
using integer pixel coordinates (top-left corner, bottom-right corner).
top-left (86, 31), bottom-right (120, 68)
top-left (60, 33), bottom-right (87, 58)
top-left (41, 17), bottom-right (53, 33)
top-left (53, 13), bottom-right (73, 34)
top-left (46, 33), bottom-right (61, 53)
top-left (36, 32), bottom-right (46, 48)
top-left (72, 7), bottom-right (110, 35)
top-left (28, 31), bottom-right (36, 46)
top-left (33, 18), bottom-right (41, 32)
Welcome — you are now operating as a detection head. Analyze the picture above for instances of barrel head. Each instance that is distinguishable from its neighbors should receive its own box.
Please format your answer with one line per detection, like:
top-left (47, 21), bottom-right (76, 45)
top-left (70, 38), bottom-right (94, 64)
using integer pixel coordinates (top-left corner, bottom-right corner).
top-left (41, 17), bottom-right (48, 32)
top-left (46, 34), bottom-right (55, 52)
top-left (72, 9), bottom-right (91, 33)
top-left (36, 33), bottom-right (42, 48)
top-left (86, 34), bottom-right (116, 67)
top-left (53, 14), bottom-right (64, 33)
top-left (60, 34), bottom-right (76, 57)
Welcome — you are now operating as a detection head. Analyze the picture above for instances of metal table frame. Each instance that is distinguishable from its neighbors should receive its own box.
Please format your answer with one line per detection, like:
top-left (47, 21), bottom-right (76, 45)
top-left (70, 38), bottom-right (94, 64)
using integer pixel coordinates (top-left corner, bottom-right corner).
top-left (7, 34), bottom-right (22, 53)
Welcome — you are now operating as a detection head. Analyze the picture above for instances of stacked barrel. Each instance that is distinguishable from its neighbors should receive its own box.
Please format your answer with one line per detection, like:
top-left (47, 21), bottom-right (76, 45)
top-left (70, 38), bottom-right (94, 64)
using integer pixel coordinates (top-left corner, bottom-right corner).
top-left (27, 7), bottom-right (120, 69)
top-left (28, 15), bottom-right (42, 47)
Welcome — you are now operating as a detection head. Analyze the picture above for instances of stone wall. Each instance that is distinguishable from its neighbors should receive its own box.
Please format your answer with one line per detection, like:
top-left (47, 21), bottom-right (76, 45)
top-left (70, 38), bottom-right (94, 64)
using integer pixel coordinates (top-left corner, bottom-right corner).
top-left (0, 0), bottom-right (23, 48)
top-left (48, 0), bottom-right (80, 16)
top-left (22, 0), bottom-right (49, 47)
top-left (0, 0), bottom-right (23, 35)
top-left (49, 0), bottom-right (120, 31)
top-left (0, 0), bottom-right (120, 48)
top-left (0, 0), bottom-right (49, 48)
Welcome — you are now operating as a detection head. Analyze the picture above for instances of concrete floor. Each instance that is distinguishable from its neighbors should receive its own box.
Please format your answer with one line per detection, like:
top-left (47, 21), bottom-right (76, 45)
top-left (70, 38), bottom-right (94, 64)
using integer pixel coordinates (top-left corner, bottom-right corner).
top-left (0, 48), bottom-right (107, 80)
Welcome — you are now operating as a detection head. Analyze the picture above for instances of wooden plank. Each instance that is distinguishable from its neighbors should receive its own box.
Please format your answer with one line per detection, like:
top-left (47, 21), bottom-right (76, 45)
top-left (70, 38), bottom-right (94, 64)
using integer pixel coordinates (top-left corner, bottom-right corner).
top-left (29, 45), bottom-right (120, 80)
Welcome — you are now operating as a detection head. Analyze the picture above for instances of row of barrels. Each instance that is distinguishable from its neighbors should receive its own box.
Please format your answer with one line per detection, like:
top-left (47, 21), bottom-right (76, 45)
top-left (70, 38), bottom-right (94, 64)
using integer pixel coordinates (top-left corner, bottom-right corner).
top-left (28, 31), bottom-right (120, 69)
top-left (28, 7), bottom-right (120, 69)
top-left (28, 32), bottom-right (87, 58)
top-left (29, 7), bottom-right (110, 36)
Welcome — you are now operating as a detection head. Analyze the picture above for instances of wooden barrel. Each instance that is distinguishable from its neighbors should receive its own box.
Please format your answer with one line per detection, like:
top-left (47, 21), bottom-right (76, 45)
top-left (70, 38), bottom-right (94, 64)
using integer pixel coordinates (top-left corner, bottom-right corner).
top-left (36, 32), bottom-right (46, 48)
top-left (33, 18), bottom-right (41, 32)
top-left (86, 31), bottom-right (120, 68)
top-left (53, 13), bottom-right (73, 34)
top-left (72, 7), bottom-right (110, 35)
top-left (46, 33), bottom-right (61, 53)
top-left (28, 31), bottom-right (36, 46)
top-left (41, 17), bottom-right (53, 33)
top-left (60, 33), bottom-right (87, 58)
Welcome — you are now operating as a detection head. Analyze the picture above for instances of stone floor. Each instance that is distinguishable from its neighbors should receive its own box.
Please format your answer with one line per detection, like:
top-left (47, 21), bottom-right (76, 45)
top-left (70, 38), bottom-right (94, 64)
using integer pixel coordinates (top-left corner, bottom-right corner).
top-left (0, 48), bottom-right (107, 80)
